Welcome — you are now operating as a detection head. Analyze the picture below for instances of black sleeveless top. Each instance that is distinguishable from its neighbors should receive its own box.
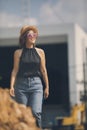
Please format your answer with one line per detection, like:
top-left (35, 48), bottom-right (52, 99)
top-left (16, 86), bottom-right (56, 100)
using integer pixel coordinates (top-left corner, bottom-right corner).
top-left (17, 47), bottom-right (41, 78)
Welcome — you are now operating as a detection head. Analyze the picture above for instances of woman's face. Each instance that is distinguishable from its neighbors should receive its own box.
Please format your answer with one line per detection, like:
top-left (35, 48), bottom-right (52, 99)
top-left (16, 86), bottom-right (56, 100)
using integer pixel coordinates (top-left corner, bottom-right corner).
top-left (27, 30), bottom-right (37, 44)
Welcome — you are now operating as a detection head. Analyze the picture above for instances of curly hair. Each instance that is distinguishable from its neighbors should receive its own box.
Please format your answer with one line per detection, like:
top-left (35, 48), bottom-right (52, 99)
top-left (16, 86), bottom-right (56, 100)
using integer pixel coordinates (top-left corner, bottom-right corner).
top-left (19, 25), bottom-right (38, 48)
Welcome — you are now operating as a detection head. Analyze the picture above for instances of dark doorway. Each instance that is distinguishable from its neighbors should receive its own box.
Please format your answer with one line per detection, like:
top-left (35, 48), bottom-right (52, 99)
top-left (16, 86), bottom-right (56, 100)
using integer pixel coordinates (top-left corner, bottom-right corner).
top-left (0, 46), bottom-right (19, 88)
top-left (37, 43), bottom-right (69, 109)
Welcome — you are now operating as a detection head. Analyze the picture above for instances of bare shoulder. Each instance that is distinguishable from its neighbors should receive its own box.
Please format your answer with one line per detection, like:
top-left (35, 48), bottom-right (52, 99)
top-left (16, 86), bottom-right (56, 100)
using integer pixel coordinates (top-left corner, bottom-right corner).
top-left (14, 49), bottom-right (23, 58)
top-left (35, 47), bottom-right (45, 56)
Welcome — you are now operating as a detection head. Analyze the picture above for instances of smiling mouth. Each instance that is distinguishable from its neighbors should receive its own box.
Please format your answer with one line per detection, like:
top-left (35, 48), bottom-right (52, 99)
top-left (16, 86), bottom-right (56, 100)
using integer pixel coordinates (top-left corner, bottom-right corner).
top-left (30, 38), bottom-right (35, 41)
top-left (29, 38), bottom-right (35, 42)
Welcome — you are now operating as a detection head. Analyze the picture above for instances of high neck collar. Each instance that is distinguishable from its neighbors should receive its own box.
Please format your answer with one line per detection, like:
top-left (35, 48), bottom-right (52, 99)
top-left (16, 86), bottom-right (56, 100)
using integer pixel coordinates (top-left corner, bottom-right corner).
top-left (24, 46), bottom-right (35, 50)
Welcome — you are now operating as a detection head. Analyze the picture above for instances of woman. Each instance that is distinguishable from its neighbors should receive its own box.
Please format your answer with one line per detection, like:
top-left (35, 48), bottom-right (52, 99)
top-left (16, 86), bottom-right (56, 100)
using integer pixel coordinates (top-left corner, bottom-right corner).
top-left (9, 25), bottom-right (49, 128)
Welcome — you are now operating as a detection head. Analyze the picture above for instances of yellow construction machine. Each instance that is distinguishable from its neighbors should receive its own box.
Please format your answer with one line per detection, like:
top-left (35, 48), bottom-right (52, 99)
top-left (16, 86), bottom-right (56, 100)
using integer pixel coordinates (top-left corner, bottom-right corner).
top-left (55, 103), bottom-right (85, 130)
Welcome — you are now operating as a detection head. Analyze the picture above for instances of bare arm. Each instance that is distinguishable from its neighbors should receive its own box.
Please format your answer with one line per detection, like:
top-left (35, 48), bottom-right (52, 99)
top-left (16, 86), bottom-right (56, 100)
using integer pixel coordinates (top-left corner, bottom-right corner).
top-left (40, 49), bottom-right (49, 99)
top-left (10, 50), bottom-right (20, 96)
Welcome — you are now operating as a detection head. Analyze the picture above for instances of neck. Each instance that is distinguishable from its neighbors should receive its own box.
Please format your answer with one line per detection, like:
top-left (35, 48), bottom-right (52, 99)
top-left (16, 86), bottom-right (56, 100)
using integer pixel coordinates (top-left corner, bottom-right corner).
top-left (26, 43), bottom-right (34, 48)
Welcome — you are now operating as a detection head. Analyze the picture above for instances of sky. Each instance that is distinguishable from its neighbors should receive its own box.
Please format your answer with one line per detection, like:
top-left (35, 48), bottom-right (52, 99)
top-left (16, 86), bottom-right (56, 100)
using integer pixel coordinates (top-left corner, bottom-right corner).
top-left (0, 0), bottom-right (87, 32)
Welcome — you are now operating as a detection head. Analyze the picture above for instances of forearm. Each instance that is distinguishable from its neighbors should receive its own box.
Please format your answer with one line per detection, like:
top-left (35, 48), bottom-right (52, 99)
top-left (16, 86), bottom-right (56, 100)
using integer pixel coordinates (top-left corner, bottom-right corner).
top-left (10, 70), bottom-right (17, 89)
top-left (41, 69), bottom-right (49, 89)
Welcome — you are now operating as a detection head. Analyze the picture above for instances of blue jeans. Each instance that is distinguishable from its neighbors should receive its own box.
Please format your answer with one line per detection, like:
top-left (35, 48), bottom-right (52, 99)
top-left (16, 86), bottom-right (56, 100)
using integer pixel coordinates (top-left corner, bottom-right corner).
top-left (14, 77), bottom-right (43, 128)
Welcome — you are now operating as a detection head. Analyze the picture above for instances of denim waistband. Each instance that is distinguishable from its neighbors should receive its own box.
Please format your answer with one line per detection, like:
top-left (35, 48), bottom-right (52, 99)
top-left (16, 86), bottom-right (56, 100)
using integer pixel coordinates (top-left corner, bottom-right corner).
top-left (16, 76), bottom-right (41, 80)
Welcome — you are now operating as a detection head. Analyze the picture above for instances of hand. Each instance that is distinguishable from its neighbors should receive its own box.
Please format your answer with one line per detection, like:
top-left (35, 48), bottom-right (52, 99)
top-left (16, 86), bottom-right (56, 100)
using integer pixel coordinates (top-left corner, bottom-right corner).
top-left (9, 87), bottom-right (15, 97)
top-left (44, 87), bottom-right (49, 99)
